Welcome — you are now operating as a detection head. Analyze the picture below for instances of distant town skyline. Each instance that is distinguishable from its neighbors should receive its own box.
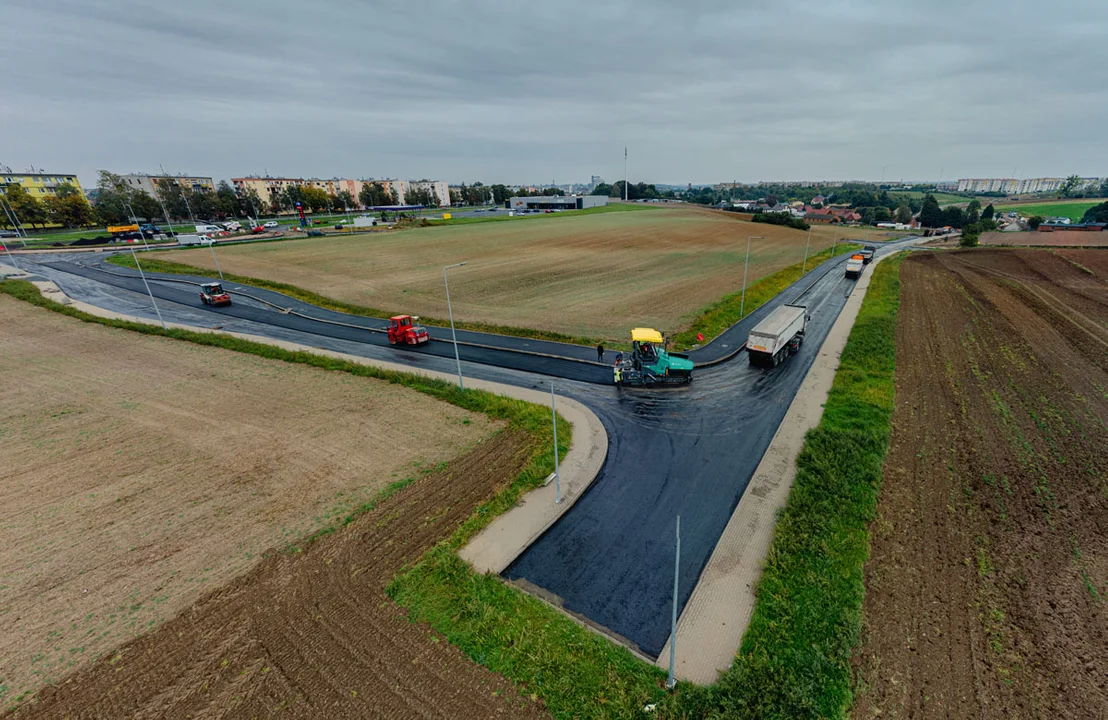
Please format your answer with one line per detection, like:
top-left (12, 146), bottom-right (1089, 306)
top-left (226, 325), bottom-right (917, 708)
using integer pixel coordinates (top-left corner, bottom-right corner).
top-left (5, 1), bottom-right (1107, 188)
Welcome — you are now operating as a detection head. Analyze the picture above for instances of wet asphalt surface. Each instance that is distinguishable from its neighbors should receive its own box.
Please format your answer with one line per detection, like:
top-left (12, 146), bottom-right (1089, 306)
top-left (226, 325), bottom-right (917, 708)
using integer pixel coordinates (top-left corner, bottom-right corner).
top-left (17, 240), bottom-right (910, 659)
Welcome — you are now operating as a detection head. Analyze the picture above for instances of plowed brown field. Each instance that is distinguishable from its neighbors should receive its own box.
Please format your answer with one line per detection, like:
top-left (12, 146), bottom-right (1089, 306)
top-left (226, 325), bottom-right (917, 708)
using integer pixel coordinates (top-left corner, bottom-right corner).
top-left (0, 294), bottom-right (546, 719)
top-left (852, 249), bottom-right (1108, 719)
top-left (164, 206), bottom-right (857, 342)
top-left (15, 429), bottom-right (547, 719)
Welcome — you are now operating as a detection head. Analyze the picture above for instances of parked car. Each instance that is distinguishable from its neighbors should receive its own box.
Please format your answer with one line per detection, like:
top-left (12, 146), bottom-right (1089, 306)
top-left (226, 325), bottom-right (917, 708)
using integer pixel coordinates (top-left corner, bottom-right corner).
top-left (263, 220), bottom-right (279, 229)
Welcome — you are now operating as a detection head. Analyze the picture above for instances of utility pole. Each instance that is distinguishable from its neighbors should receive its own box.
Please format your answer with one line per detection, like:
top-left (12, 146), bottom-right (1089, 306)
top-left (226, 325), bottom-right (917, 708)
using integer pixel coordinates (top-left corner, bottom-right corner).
top-left (624, 145), bottom-right (628, 202)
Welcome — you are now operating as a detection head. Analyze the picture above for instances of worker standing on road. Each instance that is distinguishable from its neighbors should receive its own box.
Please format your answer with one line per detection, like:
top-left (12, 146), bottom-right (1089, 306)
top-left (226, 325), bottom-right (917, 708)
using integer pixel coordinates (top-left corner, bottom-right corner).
top-left (597, 343), bottom-right (605, 362)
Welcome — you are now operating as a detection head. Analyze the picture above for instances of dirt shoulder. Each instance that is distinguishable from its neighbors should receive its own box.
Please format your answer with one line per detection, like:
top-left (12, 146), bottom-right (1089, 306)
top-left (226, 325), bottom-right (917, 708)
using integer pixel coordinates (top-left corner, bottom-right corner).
top-left (852, 249), bottom-right (1108, 718)
top-left (0, 294), bottom-right (504, 712)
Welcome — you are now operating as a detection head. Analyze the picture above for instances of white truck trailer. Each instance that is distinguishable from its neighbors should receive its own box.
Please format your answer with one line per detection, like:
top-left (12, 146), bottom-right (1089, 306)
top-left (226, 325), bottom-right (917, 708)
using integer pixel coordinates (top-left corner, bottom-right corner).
top-left (746, 303), bottom-right (809, 367)
top-left (845, 253), bottom-right (864, 279)
top-left (177, 234), bottom-right (212, 246)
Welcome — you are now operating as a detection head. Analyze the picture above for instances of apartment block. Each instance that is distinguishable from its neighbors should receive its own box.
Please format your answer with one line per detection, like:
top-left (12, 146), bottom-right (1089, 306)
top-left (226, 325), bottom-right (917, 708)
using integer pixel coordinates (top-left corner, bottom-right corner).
top-left (122, 173), bottom-right (215, 197)
top-left (1, 170), bottom-right (85, 197)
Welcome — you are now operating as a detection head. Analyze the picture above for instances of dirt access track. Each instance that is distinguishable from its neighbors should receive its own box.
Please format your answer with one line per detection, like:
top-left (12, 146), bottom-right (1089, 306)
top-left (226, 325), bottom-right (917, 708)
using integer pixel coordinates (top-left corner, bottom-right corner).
top-left (853, 249), bottom-right (1107, 718)
top-left (0, 295), bottom-right (548, 718)
top-left (162, 206), bottom-right (856, 342)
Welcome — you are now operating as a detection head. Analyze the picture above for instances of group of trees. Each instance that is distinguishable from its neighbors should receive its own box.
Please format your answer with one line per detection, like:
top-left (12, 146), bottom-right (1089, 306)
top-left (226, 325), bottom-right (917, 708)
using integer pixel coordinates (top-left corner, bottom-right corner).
top-left (0, 182), bottom-right (97, 230)
top-left (592, 181), bottom-right (673, 201)
top-left (358, 182), bottom-right (399, 208)
top-left (751, 212), bottom-right (809, 231)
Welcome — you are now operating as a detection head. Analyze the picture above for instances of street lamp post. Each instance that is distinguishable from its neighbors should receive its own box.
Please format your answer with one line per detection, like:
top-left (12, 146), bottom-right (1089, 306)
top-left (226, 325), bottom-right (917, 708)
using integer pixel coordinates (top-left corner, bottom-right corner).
top-left (801, 226), bottom-right (812, 275)
top-left (551, 382), bottom-right (561, 504)
top-left (740, 235), bottom-right (764, 319)
top-left (831, 226), bottom-right (839, 256)
top-left (131, 248), bottom-right (166, 330)
top-left (443, 261), bottom-right (468, 389)
top-left (125, 202), bottom-right (149, 249)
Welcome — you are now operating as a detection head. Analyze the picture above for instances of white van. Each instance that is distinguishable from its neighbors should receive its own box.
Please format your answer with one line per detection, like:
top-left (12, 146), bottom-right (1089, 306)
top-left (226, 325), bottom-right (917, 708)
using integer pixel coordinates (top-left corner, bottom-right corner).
top-left (178, 234), bottom-right (213, 246)
top-left (195, 224), bottom-right (223, 235)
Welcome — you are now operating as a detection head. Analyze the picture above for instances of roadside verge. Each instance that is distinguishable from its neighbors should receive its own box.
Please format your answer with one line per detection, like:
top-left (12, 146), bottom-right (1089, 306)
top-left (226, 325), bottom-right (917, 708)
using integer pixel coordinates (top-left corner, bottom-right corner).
top-left (657, 250), bottom-right (903, 685)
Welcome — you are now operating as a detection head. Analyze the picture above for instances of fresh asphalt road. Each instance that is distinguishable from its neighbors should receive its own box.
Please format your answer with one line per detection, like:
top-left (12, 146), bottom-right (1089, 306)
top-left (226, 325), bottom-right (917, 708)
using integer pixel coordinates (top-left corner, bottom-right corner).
top-left (505, 245), bottom-right (895, 656)
top-left (18, 240), bottom-right (910, 659)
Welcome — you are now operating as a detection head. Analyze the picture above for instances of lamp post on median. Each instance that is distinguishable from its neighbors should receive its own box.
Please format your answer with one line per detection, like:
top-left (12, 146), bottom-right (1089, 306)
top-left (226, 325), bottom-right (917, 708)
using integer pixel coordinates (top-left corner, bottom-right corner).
top-left (740, 235), bottom-right (763, 319)
top-left (831, 225), bottom-right (839, 256)
top-left (443, 261), bottom-right (468, 389)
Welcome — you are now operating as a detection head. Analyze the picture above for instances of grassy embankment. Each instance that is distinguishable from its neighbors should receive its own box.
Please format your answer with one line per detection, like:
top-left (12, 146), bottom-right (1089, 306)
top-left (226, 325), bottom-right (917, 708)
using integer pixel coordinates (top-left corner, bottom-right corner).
top-left (4, 252), bottom-right (904, 718)
top-left (107, 236), bottom-right (861, 355)
top-left (390, 255), bottom-right (906, 719)
top-left (669, 242), bottom-right (862, 350)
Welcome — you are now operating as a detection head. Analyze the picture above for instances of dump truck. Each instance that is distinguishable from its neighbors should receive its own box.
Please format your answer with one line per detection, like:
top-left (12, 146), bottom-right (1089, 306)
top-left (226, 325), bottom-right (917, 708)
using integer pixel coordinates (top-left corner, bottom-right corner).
top-left (859, 245), bottom-right (876, 264)
top-left (746, 304), bottom-right (809, 367)
top-left (845, 253), bottom-right (864, 278)
top-left (386, 315), bottom-right (430, 345)
top-left (614, 328), bottom-right (693, 386)
top-left (199, 282), bottom-right (231, 307)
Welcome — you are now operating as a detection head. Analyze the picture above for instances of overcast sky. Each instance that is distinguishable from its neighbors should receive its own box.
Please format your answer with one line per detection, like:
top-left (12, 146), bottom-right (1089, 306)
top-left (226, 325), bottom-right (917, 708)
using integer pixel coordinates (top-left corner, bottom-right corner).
top-left (3, 0), bottom-right (1106, 188)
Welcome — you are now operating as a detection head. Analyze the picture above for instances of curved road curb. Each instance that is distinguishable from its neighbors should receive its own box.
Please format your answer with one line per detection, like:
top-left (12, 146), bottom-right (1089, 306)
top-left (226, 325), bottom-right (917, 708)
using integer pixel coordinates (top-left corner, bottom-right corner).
top-left (654, 245), bottom-right (913, 684)
top-left (15, 275), bottom-right (610, 572)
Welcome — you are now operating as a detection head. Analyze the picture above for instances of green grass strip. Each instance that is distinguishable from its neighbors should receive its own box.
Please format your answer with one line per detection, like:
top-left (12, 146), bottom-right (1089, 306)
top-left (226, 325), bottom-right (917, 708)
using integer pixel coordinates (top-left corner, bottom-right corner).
top-left (106, 253), bottom-right (610, 348)
top-left (670, 243), bottom-right (862, 350)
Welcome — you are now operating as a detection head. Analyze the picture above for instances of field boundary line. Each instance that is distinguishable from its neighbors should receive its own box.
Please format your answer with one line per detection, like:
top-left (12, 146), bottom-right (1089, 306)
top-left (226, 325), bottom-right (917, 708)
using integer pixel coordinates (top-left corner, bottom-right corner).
top-left (657, 246), bottom-right (909, 685)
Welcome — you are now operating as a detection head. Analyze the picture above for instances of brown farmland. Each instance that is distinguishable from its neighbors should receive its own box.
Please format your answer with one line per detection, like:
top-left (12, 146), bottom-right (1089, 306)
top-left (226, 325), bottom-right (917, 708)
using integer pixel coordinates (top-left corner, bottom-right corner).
top-left (980, 230), bottom-right (1108, 247)
top-left (853, 249), bottom-right (1108, 718)
top-left (164, 207), bottom-right (860, 342)
top-left (0, 294), bottom-right (546, 717)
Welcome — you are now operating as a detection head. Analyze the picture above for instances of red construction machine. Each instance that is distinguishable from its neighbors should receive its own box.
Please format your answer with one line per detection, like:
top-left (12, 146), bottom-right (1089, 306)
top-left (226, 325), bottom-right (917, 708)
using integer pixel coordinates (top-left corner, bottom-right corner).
top-left (386, 315), bottom-right (430, 345)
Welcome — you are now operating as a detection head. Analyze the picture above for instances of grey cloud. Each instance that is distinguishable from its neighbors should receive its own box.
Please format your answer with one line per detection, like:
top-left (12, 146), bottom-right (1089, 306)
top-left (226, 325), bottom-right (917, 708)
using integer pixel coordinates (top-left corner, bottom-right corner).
top-left (2, 0), bottom-right (1106, 186)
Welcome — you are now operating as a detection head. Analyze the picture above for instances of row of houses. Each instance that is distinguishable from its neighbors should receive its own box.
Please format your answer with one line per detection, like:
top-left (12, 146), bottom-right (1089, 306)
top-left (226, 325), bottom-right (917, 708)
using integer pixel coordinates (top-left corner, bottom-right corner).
top-left (731, 199), bottom-right (867, 224)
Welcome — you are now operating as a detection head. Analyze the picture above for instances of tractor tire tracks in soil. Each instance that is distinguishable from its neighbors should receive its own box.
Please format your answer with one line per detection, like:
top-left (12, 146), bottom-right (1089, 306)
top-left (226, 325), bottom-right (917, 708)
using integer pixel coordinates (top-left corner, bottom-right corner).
top-left (12, 430), bottom-right (551, 720)
top-left (852, 249), bottom-right (1107, 720)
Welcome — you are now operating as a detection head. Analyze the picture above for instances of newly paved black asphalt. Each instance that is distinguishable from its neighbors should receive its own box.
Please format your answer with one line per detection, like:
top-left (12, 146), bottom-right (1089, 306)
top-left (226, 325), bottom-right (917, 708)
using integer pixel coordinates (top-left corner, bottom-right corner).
top-left (20, 240), bottom-right (910, 659)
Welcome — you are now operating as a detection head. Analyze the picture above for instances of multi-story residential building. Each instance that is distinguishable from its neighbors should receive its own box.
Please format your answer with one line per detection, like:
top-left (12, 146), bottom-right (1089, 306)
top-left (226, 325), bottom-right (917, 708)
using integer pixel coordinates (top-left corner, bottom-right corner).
top-left (305, 178), bottom-right (360, 200)
top-left (231, 176), bottom-right (305, 207)
top-left (955, 177), bottom-right (1102, 194)
top-left (1, 169), bottom-right (85, 198)
top-left (408, 179), bottom-right (450, 206)
top-left (121, 173), bottom-right (215, 197)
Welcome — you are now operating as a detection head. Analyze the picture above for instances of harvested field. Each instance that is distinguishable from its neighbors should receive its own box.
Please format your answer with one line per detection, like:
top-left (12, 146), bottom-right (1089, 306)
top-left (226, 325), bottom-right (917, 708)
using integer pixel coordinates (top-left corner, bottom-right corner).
top-left (980, 230), bottom-right (1108, 247)
top-left (16, 428), bottom-right (547, 719)
top-left (0, 293), bottom-right (511, 713)
top-left (852, 249), bottom-right (1108, 719)
top-left (161, 206), bottom-right (856, 342)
